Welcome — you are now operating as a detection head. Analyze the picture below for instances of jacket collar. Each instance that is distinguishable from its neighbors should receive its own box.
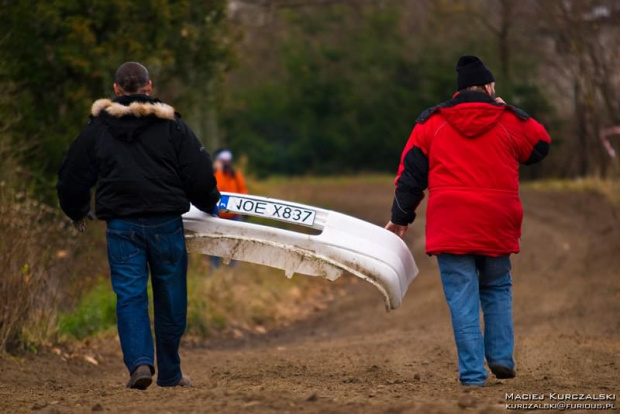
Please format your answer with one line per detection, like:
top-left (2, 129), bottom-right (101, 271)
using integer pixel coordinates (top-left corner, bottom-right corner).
top-left (451, 90), bottom-right (499, 105)
top-left (91, 95), bottom-right (175, 120)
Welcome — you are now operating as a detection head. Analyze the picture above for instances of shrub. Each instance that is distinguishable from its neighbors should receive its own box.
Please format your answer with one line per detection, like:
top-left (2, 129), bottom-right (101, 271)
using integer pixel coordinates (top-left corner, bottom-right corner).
top-left (57, 279), bottom-right (116, 340)
top-left (0, 186), bottom-right (90, 353)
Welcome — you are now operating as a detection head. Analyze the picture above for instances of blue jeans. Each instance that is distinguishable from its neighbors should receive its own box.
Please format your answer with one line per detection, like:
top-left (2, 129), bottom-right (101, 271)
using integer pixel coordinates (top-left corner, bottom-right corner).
top-left (437, 254), bottom-right (515, 386)
top-left (106, 215), bottom-right (187, 386)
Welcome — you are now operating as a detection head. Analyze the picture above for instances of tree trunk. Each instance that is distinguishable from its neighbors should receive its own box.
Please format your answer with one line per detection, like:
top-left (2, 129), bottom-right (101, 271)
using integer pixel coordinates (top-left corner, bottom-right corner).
top-left (574, 79), bottom-right (588, 177)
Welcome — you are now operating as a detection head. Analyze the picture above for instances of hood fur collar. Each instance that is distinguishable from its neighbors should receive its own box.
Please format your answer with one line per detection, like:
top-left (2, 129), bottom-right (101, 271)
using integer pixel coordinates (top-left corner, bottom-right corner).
top-left (91, 99), bottom-right (175, 120)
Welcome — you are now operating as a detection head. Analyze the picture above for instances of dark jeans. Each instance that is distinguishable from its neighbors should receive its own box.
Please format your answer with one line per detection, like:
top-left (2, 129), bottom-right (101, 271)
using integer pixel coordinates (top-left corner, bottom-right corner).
top-left (106, 215), bottom-right (187, 386)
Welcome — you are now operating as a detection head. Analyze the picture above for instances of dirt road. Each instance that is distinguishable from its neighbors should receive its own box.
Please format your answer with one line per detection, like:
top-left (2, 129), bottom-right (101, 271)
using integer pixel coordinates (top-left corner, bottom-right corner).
top-left (1, 181), bottom-right (619, 413)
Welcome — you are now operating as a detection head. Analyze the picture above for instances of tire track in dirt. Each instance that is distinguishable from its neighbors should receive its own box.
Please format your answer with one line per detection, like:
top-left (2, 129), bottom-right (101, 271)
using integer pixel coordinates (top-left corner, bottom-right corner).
top-left (1, 184), bottom-right (619, 413)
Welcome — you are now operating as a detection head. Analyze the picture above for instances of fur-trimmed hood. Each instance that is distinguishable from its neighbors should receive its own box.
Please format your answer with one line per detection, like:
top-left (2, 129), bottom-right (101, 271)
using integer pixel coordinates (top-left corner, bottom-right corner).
top-left (91, 98), bottom-right (175, 120)
top-left (91, 95), bottom-right (177, 143)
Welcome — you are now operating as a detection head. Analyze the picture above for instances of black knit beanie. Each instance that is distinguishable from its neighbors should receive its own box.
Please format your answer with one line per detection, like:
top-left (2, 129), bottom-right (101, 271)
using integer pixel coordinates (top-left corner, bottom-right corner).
top-left (456, 55), bottom-right (495, 90)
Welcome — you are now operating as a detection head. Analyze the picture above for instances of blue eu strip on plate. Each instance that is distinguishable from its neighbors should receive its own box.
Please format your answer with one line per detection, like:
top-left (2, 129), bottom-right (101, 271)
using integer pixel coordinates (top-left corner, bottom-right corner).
top-left (218, 195), bottom-right (230, 211)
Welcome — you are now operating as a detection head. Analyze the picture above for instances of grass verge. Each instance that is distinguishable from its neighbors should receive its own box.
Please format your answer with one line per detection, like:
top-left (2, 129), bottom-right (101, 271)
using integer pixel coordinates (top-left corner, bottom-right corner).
top-left (55, 254), bottom-right (332, 342)
top-left (186, 255), bottom-right (332, 338)
top-left (523, 178), bottom-right (620, 206)
top-left (58, 279), bottom-right (117, 340)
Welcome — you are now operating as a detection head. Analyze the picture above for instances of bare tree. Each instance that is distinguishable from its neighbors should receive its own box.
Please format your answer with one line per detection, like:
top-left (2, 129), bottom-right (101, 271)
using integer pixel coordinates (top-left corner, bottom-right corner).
top-left (535, 0), bottom-right (620, 177)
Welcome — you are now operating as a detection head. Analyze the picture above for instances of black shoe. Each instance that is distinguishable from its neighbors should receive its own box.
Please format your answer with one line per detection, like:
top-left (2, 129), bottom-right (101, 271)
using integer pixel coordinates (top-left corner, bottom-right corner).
top-left (490, 365), bottom-right (516, 379)
top-left (127, 365), bottom-right (153, 390)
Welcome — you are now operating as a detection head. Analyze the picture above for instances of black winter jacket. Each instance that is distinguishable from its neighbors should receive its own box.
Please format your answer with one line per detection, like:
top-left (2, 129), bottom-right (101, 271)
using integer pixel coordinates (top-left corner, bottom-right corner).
top-left (57, 95), bottom-right (220, 221)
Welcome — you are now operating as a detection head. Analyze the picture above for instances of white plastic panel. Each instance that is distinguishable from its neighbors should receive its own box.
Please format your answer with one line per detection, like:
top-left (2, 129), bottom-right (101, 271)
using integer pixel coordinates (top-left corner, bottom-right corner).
top-left (183, 193), bottom-right (418, 311)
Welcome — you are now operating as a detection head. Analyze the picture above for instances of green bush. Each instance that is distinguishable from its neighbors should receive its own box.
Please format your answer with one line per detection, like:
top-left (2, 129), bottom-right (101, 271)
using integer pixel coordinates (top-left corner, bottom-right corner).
top-left (0, 186), bottom-right (91, 353)
top-left (58, 279), bottom-right (116, 340)
top-left (0, 0), bottom-right (234, 199)
top-left (224, 3), bottom-right (555, 178)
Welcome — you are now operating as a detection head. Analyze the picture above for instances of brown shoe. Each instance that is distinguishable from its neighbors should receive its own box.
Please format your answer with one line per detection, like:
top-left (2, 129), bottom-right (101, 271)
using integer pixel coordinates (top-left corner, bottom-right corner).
top-left (127, 365), bottom-right (153, 390)
top-left (175, 374), bottom-right (193, 387)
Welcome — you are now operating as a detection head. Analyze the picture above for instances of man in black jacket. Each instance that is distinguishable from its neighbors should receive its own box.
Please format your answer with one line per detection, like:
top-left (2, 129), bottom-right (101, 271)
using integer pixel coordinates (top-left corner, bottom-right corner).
top-left (58, 62), bottom-right (220, 389)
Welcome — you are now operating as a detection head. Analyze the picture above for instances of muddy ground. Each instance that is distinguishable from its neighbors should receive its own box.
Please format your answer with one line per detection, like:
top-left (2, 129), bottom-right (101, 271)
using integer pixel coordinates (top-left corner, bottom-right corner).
top-left (1, 181), bottom-right (619, 413)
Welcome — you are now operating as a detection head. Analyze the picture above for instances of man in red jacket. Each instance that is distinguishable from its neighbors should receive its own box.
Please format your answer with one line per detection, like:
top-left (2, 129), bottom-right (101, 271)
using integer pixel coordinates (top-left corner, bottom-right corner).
top-left (385, 55), bottom-right (550, 386)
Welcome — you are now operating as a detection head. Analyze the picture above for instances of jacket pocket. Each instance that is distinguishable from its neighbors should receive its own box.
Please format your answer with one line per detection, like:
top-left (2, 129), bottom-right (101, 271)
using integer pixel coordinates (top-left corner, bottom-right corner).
top-left (106, 229), bottom-right (140, 263)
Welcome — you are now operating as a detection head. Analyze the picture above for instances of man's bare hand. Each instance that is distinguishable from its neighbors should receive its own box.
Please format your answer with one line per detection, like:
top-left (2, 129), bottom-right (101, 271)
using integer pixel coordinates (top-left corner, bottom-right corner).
top-left (385, 221), bottom-right (408, 238)
top-left (495, 96), bottom-right (506, 104)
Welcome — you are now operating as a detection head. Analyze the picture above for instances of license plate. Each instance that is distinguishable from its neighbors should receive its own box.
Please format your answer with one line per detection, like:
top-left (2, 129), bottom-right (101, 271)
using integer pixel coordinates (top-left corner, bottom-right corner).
top-left (218, 195), bottom-right (317, 227)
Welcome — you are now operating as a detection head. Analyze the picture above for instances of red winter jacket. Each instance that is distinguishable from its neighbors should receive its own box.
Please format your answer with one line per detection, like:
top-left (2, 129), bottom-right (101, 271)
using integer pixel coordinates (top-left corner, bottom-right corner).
top-left (391, 91), bottom-right (551, 256)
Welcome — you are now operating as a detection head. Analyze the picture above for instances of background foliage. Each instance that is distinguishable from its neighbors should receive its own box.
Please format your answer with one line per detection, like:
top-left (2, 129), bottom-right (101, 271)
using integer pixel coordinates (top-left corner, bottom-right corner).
top-left (0, 0), bottom-right (234, 195)
top-left (2, 0), bottom-right (618, 183)
top-left (222, 0), bottom-right (619, 178)
top-left (222, 1), bottom-right (550, 176)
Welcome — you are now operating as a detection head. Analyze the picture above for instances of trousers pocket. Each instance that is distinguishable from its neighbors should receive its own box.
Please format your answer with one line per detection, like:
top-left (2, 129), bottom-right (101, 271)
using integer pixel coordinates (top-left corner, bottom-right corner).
top-left (153, 226), bottom-right (185, 264)
top-left (107, 229), bottom-right (140, 263)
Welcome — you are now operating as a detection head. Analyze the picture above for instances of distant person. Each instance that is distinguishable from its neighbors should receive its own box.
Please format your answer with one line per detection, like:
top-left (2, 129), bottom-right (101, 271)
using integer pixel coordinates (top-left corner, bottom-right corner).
top-left (385, 56), bottom-right (551, 386)
top-left (210, 148), bottom-right (248, 267)
top-left (57, 62), bottom-right (220, 390)
top-left (213, 149), bottom-right (248, 217)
